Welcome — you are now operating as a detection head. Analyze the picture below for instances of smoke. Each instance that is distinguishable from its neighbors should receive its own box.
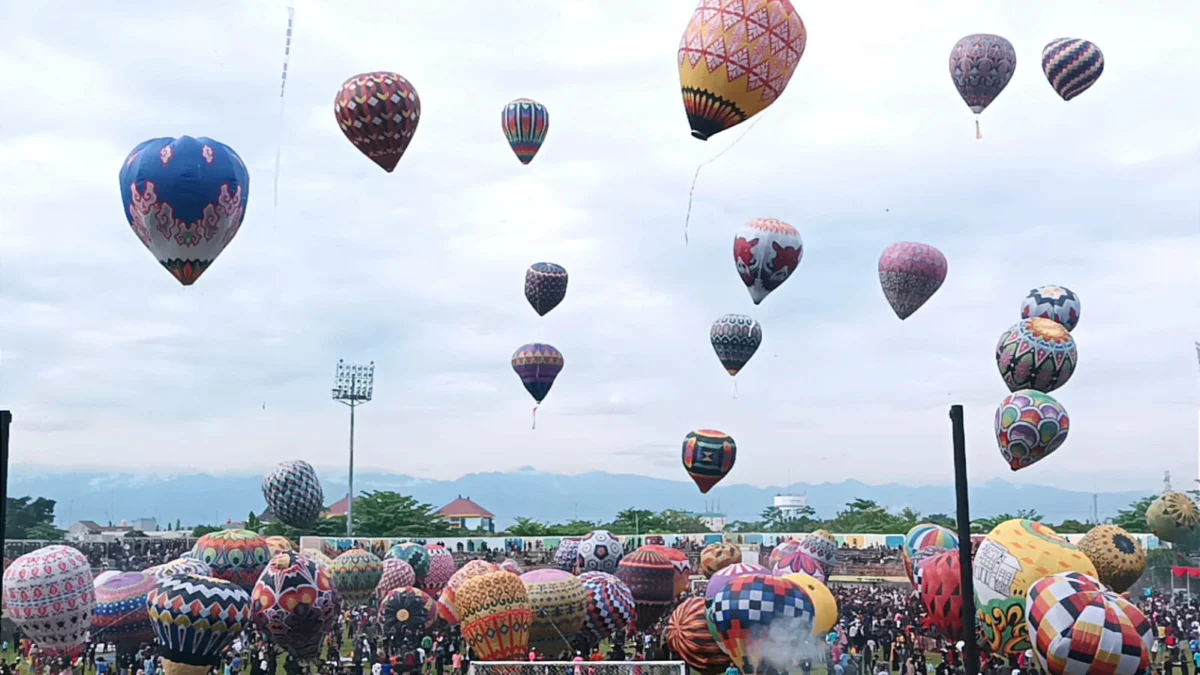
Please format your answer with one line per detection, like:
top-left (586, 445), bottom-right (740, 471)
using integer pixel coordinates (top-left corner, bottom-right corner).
top-left (748, 618), bottom-right (826, 674)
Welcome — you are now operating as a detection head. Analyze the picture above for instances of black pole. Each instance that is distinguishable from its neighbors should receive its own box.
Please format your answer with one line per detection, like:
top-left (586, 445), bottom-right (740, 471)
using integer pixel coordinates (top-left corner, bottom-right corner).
top-left (1, 410), bottom-right (11, 557)
top-left (950, 404), bottom-right (979, 675)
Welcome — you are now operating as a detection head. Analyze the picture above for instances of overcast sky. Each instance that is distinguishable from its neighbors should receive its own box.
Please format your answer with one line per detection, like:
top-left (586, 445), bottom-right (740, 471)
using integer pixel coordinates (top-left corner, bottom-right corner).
top-left (1, 1), bottom-right (1196, 495)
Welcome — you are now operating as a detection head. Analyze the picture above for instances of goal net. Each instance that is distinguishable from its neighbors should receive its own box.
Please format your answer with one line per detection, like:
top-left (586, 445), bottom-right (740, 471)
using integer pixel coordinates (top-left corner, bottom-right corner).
top-left (469, 662), bottom-right (688, 675)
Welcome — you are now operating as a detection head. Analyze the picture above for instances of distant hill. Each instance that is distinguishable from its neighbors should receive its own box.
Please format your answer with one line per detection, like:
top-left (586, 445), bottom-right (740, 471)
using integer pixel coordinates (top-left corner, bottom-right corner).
top-left (5, 466), bottom-right (1149, 531)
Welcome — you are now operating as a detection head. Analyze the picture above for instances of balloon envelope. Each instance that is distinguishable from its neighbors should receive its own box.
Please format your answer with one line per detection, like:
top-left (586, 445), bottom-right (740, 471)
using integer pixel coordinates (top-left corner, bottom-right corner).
top-left (511, 343), bottom-right (564, 404)
top-left (2, 545), bottom-right (95, 657)
top-left (734, 219), bottom-right (802, 305)
top-left (995, 390), bottom-right (1070, 471)
top-left (192, 529), bottom-right (271, 590)
top-left (251, 552), bottom-right (341, 661)
top-left (1041, 39), bottom-right (1104, 102)
top-left (996, 318), bottom-right (1077, 393)
top-left (262, 460), bottom-right (324, 528)
top-left (1026, 573), bottom-right (1152, 675)
top-left (919, 550), bottom-right (965, 643)
top-left (1146, 492), bottom-right (1200, 544)
top-left (615, 549), bottom-right (676, 631)
top-left (1077, 525), bottom-right (1145, 594)
top-left (334, 72), bottom-right (421, 172)
top-left (699, 542), bottom-right (742, 578)
top-left (524, 263), bottom-right (568, 317)
top-left (706, 562), bottom-right (768, 605)
top-left (710, 315), bottom-right (761, 376)
top-left (520, 569), bottom-right (587, 651)
top-left (577, 530), bottom-right (625, 574)
top-left (457, 571), bottom-right (533, 661)
top-left (379, 587), bottom-right (431, 637)
top-left (708, 574), bottom-right (815, 673)
top-left (387, 543), bottom-right (431, 579)
top-left (682, 429), bottom-right (737, 494)
top-left (578, 571), bottom-right (637, 643)
top-left (878, 242), bottom-right (948, 320)
top-left (421, 545), bottom-right (456, 595)
top-left (1020, 286), bottom-right (1081, 332)
top-left (949, 34), bottom-right (1017, 114)
top-left (329, 549), bottom-right (384, 605)
top-left (147, 574), bottom-right (251, 667)
top-left (666, 597), bottom-right (731, 675)
top-left (502, 99), bottom-right (549, 164)
top-left (92, 571), bottom-right (156, 645)
top-left (376, 558), bottom-right (417, 602)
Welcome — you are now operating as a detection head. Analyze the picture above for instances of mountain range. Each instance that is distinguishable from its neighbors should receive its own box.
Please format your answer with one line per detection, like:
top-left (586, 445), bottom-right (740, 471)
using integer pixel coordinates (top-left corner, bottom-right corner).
top-left (4, 466), bottom-right (1150, 531)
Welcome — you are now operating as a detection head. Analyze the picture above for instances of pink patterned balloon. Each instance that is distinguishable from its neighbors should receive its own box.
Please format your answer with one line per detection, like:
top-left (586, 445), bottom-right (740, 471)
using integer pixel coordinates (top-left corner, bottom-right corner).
top-left (879, 242), bottom-right (948, 320)
top-left (375, 558), bottom-right (416, 602)
top-left (421, 545), bottom-right (456, 595)
top-left (2, 545), bottom-right (95, 657)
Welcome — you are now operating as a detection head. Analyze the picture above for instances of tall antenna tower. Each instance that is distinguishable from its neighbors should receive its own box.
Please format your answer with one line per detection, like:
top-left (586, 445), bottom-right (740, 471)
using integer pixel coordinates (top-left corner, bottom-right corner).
top-left (1163, 470), bottom-right (1172, 493)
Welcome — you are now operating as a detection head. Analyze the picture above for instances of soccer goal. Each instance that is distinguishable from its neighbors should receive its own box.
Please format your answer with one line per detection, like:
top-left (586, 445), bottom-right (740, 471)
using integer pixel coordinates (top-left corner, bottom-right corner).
top-left (469, 661), bottom-right (688, 675)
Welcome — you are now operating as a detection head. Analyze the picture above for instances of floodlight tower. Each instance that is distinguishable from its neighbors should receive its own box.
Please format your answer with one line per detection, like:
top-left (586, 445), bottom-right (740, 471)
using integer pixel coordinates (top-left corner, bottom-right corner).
top-left (332, 359), bottom-right (375, 536)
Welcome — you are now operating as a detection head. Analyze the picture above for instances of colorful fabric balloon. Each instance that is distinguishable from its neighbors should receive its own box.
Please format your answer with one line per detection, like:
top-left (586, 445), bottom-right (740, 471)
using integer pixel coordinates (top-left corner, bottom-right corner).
top-left (1026, 572), bottom-right (1152, 675)
top-left (2, 546), bottom-right (94, 657)
top-left (265, 537), bottom-right (295, 558)
top-left (780, 573), bottom-right (838, 636)
top-left (306, 550), bottom-right (334, 573)
top-left (641, 545), bottom-right (691, 597)
top-left (797, 532), bottom-right (838, 576)
top-left (119, 136), bottom-right (249, 286)
top-left (996, 318), bottom-right (1077, 393)
top-left (878, 243), bottom-right (948, 320)
top-left (1146, 492), bottom-right (1200, 544)
top-left (733, 219), bottom-right (803, 305)
top-left (334, 72), bottom-right (421, 172)
top-left (1041, 39), bottom-right (1104, 102)
top-left (502, 99), bottom-right (549, 165)
top-left (262, 460), bottom-right (324, 528)
top-left (616, 549), bottom-right (676, 631)
top-left (147, 574), bottom-right (251, 671)
top-left (192, 529), bottom-right (270, 590)
top-left (92, 572), bottom-right (155, 645)
top-left (252, 553), bottom-right (341, 661)
top-left (902, 524), bottom-right (959, 586)
top-left (146, 557), bottom-right (212, 581)
top-left (578, 571), bottom-right (637, 643)
top-left (553, 539), bottom-right (580, 573)
top-left (386, 543), bottom-right (431, 580)
top-left (379, 587), bottom-right (431, 636)
top-left (439, 560), bottom-right (499, 622)
top-left (376, 558), bottom-right (416, 602)
top-left (708, 573), bottom-right (815, 673)
top-left (329, 549), bottom-right (384, 605)
top-left (499, 559), bottom-right (523, 575)
top-left (773, 552), bottom-right (825, 582)
top-left (512, 343), bottom-right (564, 417)
top-left (1078, 525), bottom-right (1145, 594)
top-left (949, 34), bottom-right (1017, 138)
top-left (682, 429), bottom-right (737, 494)
top-left (666, 597), bottom-right (732, 675)
top-left (421, 545), bottom-right (455, 595)
top-left (524, 263), bottom-right (568, 317)
top-left (995, 390), bottom-right (1070, 471)
top-left (1020, 285), bottom-right (1081, 332)
top-left (456, 571), bottom-right (533, 661)
top-left (435, 599), bottom-right (459, 627)
top-left (710, 315), bottom-right (762, 376)
top-left (520, 569), bottom-right (587, 652)
top-left (767, 540), bottom-right (801, 569)
top-left (700, 542), bottom-right (742, 578)
top-left (677, 0), bottom-right (806, 140)
top-left (577, 530), bottom-right (625, 574)
top-left (706, 562), bottom-right (768, 605)
top-left (919, 550), bottom-right (965, 643)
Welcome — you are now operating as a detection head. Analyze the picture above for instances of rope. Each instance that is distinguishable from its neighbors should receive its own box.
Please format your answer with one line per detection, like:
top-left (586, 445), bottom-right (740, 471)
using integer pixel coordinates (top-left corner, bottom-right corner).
top-left (683, 113), bottom-right (767, 245)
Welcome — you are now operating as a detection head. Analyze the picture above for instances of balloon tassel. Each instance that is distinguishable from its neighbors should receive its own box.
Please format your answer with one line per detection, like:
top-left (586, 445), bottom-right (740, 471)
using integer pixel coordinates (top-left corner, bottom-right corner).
top-left (975, 117), bottom-right (982, 140)
top-left (532, 404), bottom-right (538, 430)
top-left (732, 379), bottom-right (739, 399)
top-left (683, 113), bottom-right (769, 245)
top-left (272, 4), bottom-right (295, 213)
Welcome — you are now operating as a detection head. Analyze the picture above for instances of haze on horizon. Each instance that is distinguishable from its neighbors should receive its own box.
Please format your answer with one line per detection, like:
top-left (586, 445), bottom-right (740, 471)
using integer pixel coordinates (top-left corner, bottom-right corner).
top-left (0, 1), bottom-right (1197, 495)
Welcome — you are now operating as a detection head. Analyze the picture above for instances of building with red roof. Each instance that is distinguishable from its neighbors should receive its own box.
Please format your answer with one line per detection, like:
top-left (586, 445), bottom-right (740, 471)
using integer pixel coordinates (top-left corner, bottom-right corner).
top-left (436, 496), bottom-right (495, 533)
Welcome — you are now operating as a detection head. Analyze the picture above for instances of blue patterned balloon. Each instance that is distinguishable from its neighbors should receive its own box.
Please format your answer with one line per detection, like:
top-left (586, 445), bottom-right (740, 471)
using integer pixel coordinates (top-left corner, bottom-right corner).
top-left (525, 263), bottom-right (568, 316)
top-left (262, 460), bottom-right (325, 528)
top-left (1042, 39), bottom-right (1104, 102)
top-left (502, 99), bottom-right (549, 165)
top-left (147, 574), bottom-right (251, 667)
top-left (710, 315), bottom-right (761, 376)
top-left (119, 136), bottom-right (250, 286)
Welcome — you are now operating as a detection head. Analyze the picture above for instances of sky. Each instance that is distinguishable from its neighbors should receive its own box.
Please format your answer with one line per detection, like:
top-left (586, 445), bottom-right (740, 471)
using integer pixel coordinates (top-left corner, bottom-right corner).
top-left (0, 1), bottom-right (1197, 496)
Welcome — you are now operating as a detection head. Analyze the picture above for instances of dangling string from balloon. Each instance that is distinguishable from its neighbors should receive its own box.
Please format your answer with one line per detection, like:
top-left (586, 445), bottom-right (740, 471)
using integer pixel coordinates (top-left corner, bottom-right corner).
top-left (273, 4), bottom-right (295, 214)
top-left (683, 112), bottom-right (768, 245)
top-left (975, 115), bottom-right (982, 140)
top-left (732, 379), bottom-right (738, 400)
top-left (532, 404), bottom-right (539, 430)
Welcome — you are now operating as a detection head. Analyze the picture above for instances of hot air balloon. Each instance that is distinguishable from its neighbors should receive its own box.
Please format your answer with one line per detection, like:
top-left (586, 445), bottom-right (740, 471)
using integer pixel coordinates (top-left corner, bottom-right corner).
top-left (499, 559), bottom-right (523, 575)
top-left (796, 532), bottom-right (838, 577)
top-left (773, 552), bottom-right (825, 582)
top-left (578, 571), bottom-right (637, 644)
top-left (306, 550), bottom-right (334, 573)
top-left (520, 569), bottom-right (587, 652)
top-left (92, 572), bottom-right (156, 647)
top-left (265, 537), bottom-right (295, 558)
top-left (902, 524), bottom-right (959, 586)
top-left (435, 599), bottom-right (459, 627)
top-left (329, 549), bottom-right (384, 605)
top-left (146, 557), bottom-right (212, 581)
top-left (682, 429), bottom-right (737, 494)
top-left (878, 243), bottom-right (948, 320)
top-left (119, 136), bottom-right (249, 286)
top-left (553, 539), bottom-right (581, 573)
top-left (262, 460), bottom-right (324, 528)
top-left (191, 529), bottom-right (271, 590)
top-left (734, 219), bottom-right (803, 305)
top-left (949, 34), bottom-right (1017, 138)
top-left (616, 549), bottom-right (676, 631)
top-left (1146, 492), bottom-right (1200, 544)
top-left (780, 573), bottom-right (838, 636)
top-left (502, 99), bottom-right (550, 164)
top-left (251, 552), bottom-right (341, 662)
top-left (2, 546), bottom-right (95, 658)
top-left (711, 315), bottom-right (761, 376)
top-left (524, 263), bottom-right (568, 316)
top-left (1041, 39), bottom-right (1104, 102)
top-left (512, 343), bottom-right (564, 428)
top-left (1077, 525), bottom-right (1145, 594)
top-left (379, 587), bottom-right (431, 638)
top-left (94, 571), bottom-right (121, 588)
top-left (666, 597), bottom-right (732, 675)
top-left (641, 545), bottom-right (691, 597)
top-left (918, 550), bottom-right (965, 643)
top-left (767, 540), bottom-right (801, 569)
top-left (1026, 573), bottom-right (1152, 675)
top-left (376, 558), bottom-right (417, 602)
top-left (439, 560), bottom-right (499, 623)
top-left (1020, 285), bottom-right (1081, 332)
top-left (995, 390), bottom-right (1070, 471)
top-left (677, 0), bottom-right (807, 140)
top-left (387, 543), bottom-right (431, 580)
top-left (577, 530), bottom-right (625, 574)
top-left (705, 562), bottom-right (769, 605)
top-left (422, 545), bottom-right (456, 595)
top-left (148, 575), bottom-right (251, 675)
top-left (699, 542), bottom-right (742, 578)
top-left (456, 571), bottom-right (533, 661)
top-left (334, 72), bottom-right (421, 172)
top-left (996, 319), bottom-right (1077, 393)
top-left (708, 574), bottom-right (815, 673)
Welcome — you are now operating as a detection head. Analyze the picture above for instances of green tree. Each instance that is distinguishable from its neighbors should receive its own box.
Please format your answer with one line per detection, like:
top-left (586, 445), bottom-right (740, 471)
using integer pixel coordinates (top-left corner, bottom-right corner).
top-left (175, 519), bottom-right (182, 531)
top-left (897, 507), bottom-right (923, 529)
top-left (925, 513), bottom-right (957, 530)
top-left (262, 516), bottom-right (348, 539)
top-left (505, 518), bottom-right (551, 536)
top-left (828, 499), bottom-right (906, 534)
top-left (1050, 519), bottom-right (1091, 534)
top-left (348, 491), bottom-right (454, 537)
top-left (5, 497), bottom-right (64, 540)
top-left (757, 505), bottom-right (821, 533)
top-left (546, 520), bottom-right (598, 536)
top-left (1112, 496), bottom-right (1155, 532)
top-left (246, 511), bottom-right (261, 531)
top-left (192, 525), bottom-right (221, 537)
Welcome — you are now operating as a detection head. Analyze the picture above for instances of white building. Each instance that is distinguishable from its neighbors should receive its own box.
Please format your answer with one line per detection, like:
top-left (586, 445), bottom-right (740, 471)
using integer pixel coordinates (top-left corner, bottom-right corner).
top-left (773, 494), bottom-right (809, 519)
top-left (695, 512), bottom-right (727, 532)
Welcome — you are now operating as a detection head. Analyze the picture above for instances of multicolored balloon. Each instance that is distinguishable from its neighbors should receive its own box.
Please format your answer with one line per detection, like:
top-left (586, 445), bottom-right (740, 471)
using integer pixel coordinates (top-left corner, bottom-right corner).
top-left (641, 545), bottom-right (691, 597)
top-left (705, 562), bottom-right (768, 605)
top-left (949, 34), bottom-right (1016, 137)
top-left (146, 557), bottom-right (212, 581)
top-left (1026, 573), bottom-right (1152, 675)
top-left (918, 550), bottom-right (965, 643)
top-left (553, 539), bottom-right (580, 573)
top-left (1041, 39), bottom-right (1104, 102)
top-left (578, 571), bottom-right (637, 643)
top-left (92, 572), bottom-right (156, 646)
top-left (251, 553), bottom-right (341, 661)
top-left (733, 218), bottom-right (803, 305)
top-left (386, 543), bottom-right (431, 580)
top-left (995, 390), bottom-right (1070, 471)
top-left (996, 318), bottom-right (1077, 393)
top-left (329, 549), bottom-right (384, 605)
top-left (1146, 492), bottom-right (1200, 544)
top-left (665, 597), bottom-right (731, 675)
top-left (512, 343), bottom-right (564, 427)
top-left (502, 99), bottom-right (549, 165)
top-left (421, 545), bottom-right (456, 595)
top-left (334, 72), bottom-right (421, 172)
top-left (707, 573), bottom-right (815, 673)
top-left (710, 315), bottom-right (761, 376)
top-left (577, 530), bottom-right (625, 574)
top-left (1020, 285), bottom-right (1081, 332)
top-left (376, 558), bottom-right (417, 602)
top-left (456, 571), bottom-right (533, 661)
top-left (147, 574), bottom-right (251, 670)
top-left (677, 0), bottom-right (806, 140)
top-left (119, 136), bottom-right (249, 286)
top-left (439, 560), bottom-right (499, 623)
top-left (780, 573), bottom-right (838, 636)
top-left (878, 242), bottom-right (948, 320)
top-left (499, 559), bottom-right (523, 575)
top-left (379, 587), bottom-right (431, 636)
top-left (2, 546), bottom-right (94, 657)
top-left (1077, 525), bottom-right (1146, 594)
top-left (767, 540), bottom-right (801, 569)
top-left (773, 552), bottom-right (825, 582)
top-left (700, 542), bottom-right (742, 578)
top-left (616, 549), bottom-right (676, 631)
top-left (520, 569), bottom-right (587, 652)
top-left (682, 429), bottom-right (737, 494)
top-left (524, 263), bottom-right (568, 317)
top-left (797, 531), bottom-right (838, 576)
top-left (192, 529), bottom-right (271, 590)
top-left (262, 460), bottom-right (324, 528)
top-left (265, 537), bottom-right (295, 558)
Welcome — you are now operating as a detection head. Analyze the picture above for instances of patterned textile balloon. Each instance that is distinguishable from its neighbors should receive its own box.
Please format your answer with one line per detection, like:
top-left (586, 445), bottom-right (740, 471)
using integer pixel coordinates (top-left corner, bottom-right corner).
top-left (919, 550), bottom-right (965, 643)
top-left (773, 552), bottom-right (825, 582)
top-left (329, 549), bottom-right (384, 605)
top-left (996, 318), bottom-right (1077, 394)
top-left (262, 460), bottom-right (324, 528)
top-left (995, 390), bottom-right (1070, 471)
top-left (520, 569), bottom-right (587, 652)
top-left (1078, 525), bottom-right (1145, 594)
top-left (252, 553), bottom-right (341, 661)
top-left (386, 543), bottom-right (431, 580)
top-left (334, 72), bottom-right (421, 172)
top-left (146, 557), bottom-right (213, 581)
top-left (642, 545), bottom-right (691, 597)
top-left (578, 571), bottom-right (637, 643)
top-left (577, 530), bottom-right (625, 575)
top-left (524, 263), bottom-right (568, 317)
top-left (306, 550), bottom-right (334, 573)
top-left (700, 542), bottom-right (742, 578)
top-left (502, 99), bottom-right (550, 165)
top-left (682, 429), bottom-right (738, 494)
top-left (420, 546), bottom-right (455, 595)
top-left (435, 599), bottom-right (459, 627)
top-left (378, 587), bottom-right (430, 637)
top-left (418, 588), bottom-right (439, 630)
top-left (456, 571), bottom-right (533, 661)
top-left (780, 573), bottom-right (838, 636)
top-left (902, 524), bottom-right (959, 586)
top-left (767, 540), bottom-right (801, 569)
top-left (797, 532), bottom-right (837, 576)
top-left (376, 559), bottom-right (416, 602)
top-left (2, 546), bottom-right (94, 657)
top-left (949, 34), bottom-right (1017, 138)
top-left (733, 219), bottom-right (803, 305)
top-left (553, 539), bottom-right (580, 573)
top-left (878, 243), bottom-right (948, 320)
top-left (706, 563), bottom-right (769, 605)
top-left (147, 574), bottom-right (251, 674)
top-left (666, 597), bottom-right (732, 675)
top-left (708, 574), bottom-right (815, 673)
top-left (616, 549), bottom-right (676, 631)
top-left (192, 530), bottom-right (271, 590)
top-left (92, 572), bottom-right (156, 645)
top-left (1020, 286), bottom-right (1081, 332)
top-left (439, 560), bottom-right (500, 622)
top-left (265, 537), bottom-right (295, 558)
top-left (910, 548), bottom-right (943, 593)
top-left (1026, 572), bottom-right (1152, 675)
top-left (1146, 492), bottom-right (1200, 544)
top-left (677, 0), bottom-right (806, 141)
top-left (94, 571), bottom-right (121, 588)
top-left (710, 315), bottom-right (762, 377)
top-left (119, 136), bottom-right (249, 286)
top-left (973, 520), bottom-right (1096, 655)
top-left (1041, 39), bottom-right (1104, 102)
top-left (512, 343), bottom-right (564, 405)
top-left (499, 559), bottom-right (523, 575)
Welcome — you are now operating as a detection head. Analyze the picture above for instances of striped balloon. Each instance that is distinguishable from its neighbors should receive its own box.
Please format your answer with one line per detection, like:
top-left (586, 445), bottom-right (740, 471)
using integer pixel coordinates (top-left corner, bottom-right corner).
top-left (502, 98), bottom-right (549, 165)
top-left (1041, 39), bottom-right (1104, 101)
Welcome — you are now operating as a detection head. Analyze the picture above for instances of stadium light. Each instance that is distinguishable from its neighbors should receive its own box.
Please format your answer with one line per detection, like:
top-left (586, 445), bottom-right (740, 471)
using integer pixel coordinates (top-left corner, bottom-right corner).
top-left (332, 360), bottom-right (374, 537)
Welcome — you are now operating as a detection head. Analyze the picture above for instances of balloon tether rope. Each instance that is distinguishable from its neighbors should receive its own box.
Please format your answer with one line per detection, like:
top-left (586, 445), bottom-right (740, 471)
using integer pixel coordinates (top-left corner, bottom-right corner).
top-left (683, 113), bottom-right (767, 245)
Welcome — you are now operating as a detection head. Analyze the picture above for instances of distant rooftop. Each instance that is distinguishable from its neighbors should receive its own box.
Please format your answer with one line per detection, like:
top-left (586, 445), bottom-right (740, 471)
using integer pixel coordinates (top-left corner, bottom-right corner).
top-left (436, 496), bottom-right (495, 519)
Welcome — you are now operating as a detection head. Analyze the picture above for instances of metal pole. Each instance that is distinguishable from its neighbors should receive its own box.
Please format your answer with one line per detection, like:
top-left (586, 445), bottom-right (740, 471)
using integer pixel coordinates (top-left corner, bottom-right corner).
top-left (950, 404), bottom-right (979, 675)
top-left (347, 400), bottom-right (355, 537)
top-left (1, 411), bottom-right (11, 555)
